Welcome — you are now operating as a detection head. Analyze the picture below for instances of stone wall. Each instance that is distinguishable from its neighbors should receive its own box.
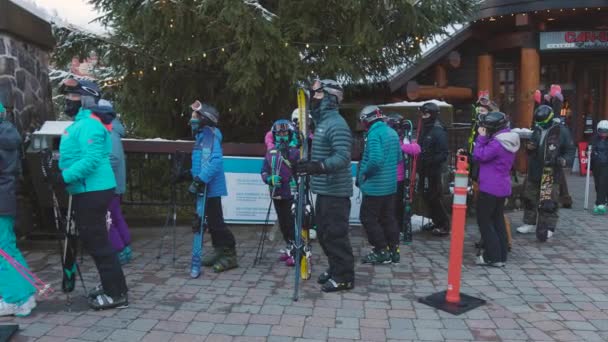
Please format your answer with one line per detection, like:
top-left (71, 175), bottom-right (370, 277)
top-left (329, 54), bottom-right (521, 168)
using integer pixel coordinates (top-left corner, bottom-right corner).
top-left (0, 32), bottom-right (53, 135)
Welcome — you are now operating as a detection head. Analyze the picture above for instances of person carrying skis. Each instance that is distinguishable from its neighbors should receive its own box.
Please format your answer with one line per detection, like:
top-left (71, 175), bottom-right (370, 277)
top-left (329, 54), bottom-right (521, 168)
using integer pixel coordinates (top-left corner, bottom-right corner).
top-left (516, 105), bottom-right (575, 241)
top-left (590, 120), bottom-right (608, 214)
top-left (417, 102), bottom-right (450, 236)
top-left (473, 112), bottom-right (520, 267)
top-left (0, 101), bottom-right (37, 317)
top-left (261, 119), bottom-right (300, 266)
top-left (56, 79), bottom-right (128, 310)
top-left (91, 100), bottom-right (133, 265)
top-left (188, 101), bottom-right (237, 273)
top-left (386, 114), bottom-right (420, 246)
top-left (296, 79), bottom-right (355, 292)
top-left (357, 106), bottom-right (401, 264)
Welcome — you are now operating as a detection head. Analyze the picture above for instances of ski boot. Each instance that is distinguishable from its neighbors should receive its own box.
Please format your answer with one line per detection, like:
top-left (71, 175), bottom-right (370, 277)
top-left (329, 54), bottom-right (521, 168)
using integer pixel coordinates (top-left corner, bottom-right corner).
top-left (201, 248), bottom-right (223, 267)
top-left (516, 224), bottom-right (536, 234)
top-left (213, 247), bottom-right (238, 273)
top-left (0, 296), bottom-right (36, 317)
top-left (62, 264), bottom-right (77, 293)
top-left (190, 255), bottom-right (202, 278)
top-left (279, 243), bottom-right (294, 261)
top-left (361, 248), bottom-right (392, 265)
top-left (88, 293), bottom-right (129, 311)
top-left (318, 270), bottom-right (331, 284)
top-left (475, 255), bottom-right (504, 268)
top-left (593, 205), bottom-right (607, 215)
top-left (389, 246), bottom-right (400, 264)
top-left (321, 278), bottom-right (354, 293)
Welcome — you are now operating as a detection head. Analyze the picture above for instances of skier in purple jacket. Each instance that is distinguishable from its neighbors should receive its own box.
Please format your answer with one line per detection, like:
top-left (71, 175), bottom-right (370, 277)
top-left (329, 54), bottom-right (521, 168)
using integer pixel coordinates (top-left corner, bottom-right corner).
top-left (473, 112), bottom-right (520, 267)
top-left (261, 119), bottom-right (300, 266)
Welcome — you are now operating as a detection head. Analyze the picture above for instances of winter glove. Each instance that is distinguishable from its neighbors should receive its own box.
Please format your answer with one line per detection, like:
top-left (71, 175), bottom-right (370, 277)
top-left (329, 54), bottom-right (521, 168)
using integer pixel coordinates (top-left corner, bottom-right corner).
top-left (192, 215), bottom-right (203, 233)
top-left (188, 176), bottom-right (206, 194)
top-left (295, 160), bottom-right (325, 175)
top-left (266, 175), bottom-right (282, 188)
top-left (526, 141), bottom-right (537, 151)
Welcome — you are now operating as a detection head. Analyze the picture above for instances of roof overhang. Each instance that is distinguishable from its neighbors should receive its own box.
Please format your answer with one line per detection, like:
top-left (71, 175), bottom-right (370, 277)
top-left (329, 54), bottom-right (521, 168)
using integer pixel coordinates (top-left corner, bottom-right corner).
top-left (0, 0), bottom-right (55, 51)
top-left (477, 0), bottom-right (608, 20)
top-left (388, 26), bottom-right (473, 93)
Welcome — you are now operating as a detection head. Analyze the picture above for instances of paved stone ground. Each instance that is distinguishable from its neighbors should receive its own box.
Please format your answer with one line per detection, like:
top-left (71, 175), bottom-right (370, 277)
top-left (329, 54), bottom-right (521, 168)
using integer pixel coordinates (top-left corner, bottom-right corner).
top-left (2, 174), bottom-right (608, 342)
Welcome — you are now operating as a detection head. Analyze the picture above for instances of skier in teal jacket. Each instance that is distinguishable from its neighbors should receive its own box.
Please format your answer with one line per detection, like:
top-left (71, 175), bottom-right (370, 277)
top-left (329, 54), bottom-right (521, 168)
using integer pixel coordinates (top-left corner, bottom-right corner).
top-left (57, 79), bottom-right (128, 311)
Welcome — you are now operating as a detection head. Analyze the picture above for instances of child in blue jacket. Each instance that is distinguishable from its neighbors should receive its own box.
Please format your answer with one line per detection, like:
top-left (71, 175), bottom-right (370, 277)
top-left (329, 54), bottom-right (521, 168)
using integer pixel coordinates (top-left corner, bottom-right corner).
top-left (188, 101), bottom-right (237, 273)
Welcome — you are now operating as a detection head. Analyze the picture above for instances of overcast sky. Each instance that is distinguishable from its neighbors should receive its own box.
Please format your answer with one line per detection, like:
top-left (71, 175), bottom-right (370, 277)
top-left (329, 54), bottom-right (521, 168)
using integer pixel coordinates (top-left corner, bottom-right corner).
top-left (33, 0), bottom-right (105, 33)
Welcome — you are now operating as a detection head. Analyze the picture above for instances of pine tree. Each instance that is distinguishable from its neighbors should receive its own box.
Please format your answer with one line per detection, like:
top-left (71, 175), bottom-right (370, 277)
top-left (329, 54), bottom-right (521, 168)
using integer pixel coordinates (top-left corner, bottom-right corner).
top-left (52, 0), bottom-right (477, 140)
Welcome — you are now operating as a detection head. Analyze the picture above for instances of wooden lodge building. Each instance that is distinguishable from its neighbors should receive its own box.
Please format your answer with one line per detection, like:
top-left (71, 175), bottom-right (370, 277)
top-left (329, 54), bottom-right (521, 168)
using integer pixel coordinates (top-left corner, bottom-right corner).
top-left (387, 0), bottom-right (608, 147)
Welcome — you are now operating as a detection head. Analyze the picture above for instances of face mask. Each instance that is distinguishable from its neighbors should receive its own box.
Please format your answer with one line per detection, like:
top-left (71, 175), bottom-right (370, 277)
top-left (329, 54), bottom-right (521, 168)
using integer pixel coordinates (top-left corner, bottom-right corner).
top-left (65, 99), bottom-right (81, 117)
top-left (276, 135), bottom-right (289, 144)
top-left (310, 97), bottom-right (323, 111)
top-left (190, 119), bottom-right (201, 133)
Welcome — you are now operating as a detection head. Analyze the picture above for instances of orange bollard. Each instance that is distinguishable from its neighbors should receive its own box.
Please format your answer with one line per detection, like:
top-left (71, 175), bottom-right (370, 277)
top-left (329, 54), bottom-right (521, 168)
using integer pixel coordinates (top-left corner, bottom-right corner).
top-left (419, 155), bottom-right (486, 315)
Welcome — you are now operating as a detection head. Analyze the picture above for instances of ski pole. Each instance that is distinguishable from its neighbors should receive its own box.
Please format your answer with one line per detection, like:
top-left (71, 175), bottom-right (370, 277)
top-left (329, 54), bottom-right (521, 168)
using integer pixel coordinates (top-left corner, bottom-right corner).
top-left (254, 198), bottom-right (273, 266)
top-left (584, 145), bottom-right (592, 210)
top-left (0, 248), bottom-right (53, 297)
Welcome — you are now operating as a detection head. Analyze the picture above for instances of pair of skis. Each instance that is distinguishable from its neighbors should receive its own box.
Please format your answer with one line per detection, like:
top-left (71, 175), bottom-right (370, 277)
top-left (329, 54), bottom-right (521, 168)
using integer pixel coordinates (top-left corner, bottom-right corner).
top-left (40, 150), bottom-right (86, 302)
top-left (293, 87), bottom-right (313, 301)
top-left (191, 186), bottom-right (208, 279)
top-left (402, 118), bottom-right (423, 243)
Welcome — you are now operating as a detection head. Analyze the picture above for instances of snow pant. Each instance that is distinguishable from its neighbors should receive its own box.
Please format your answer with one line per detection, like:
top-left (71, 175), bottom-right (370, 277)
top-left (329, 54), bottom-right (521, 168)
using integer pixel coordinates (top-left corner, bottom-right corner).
top-left (422, 173), bottom-right (449, 229)
top-left (315, 195), bottom-right (354, 283)
top-left (395, 181), bottom-right (405, 229)
top-left (476, 192), bottom-right (508, 263)
top-left (197, 196), bottom-right (235, 249)
top-left (360, 194), bottom-right (399, 250)
top-left (73, 189), bottom-right (128, 298)
top-left (558, 169), bottom-right (572, 207)
top-left (0, 216), bottom-right (36, 304)
top-left (593, 165), bottom-right (608, 205)
top-left (273, 198), bottom-right (295, 243)
top-left (522, 179), bottom-right (559, 239)
top-left (107, 195), bottom-right (131, 252)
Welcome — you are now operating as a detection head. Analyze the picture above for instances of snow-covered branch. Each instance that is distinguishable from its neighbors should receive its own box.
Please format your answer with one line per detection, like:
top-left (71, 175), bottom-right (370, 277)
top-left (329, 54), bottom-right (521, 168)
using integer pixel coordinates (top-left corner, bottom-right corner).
top-left (243, 0), bottom-right (277, 21)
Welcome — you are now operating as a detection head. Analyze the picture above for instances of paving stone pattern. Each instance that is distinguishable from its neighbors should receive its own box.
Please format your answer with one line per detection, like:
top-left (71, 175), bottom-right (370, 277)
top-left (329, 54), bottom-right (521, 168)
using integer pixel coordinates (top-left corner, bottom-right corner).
top-left (2, 175), bottom-right (608, 341)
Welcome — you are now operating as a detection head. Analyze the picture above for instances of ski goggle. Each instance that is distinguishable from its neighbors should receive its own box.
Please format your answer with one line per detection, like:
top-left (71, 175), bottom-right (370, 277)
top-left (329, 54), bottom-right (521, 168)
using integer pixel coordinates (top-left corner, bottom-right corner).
top-left (273, 122), bottom-right (292, 133)
top-left (536, 111), bottom-right (555, 125)
top-left (191, 100), bottom-right (204, 113)
top-left (476, 96), bottom-right (491, 107)
top-left (61, 78), bottom-right (100, 97)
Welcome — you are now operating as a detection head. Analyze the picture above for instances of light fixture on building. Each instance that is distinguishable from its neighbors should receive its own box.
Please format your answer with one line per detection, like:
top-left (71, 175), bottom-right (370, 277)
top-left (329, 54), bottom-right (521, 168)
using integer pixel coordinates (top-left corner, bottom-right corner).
top-left (489, 17), bottom-right (496, 21)
top-left (547, 17), bottom-right (556, 21)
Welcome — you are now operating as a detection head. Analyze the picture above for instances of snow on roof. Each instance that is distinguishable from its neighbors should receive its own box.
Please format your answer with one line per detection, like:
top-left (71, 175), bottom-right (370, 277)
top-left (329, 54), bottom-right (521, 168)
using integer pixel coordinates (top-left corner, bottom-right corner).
top-left (9, 0), bottom-right (51, 22)
top-left (379, 99), bottom-right (452, 107)
top-left (33, 121), bottom-right (73, 136)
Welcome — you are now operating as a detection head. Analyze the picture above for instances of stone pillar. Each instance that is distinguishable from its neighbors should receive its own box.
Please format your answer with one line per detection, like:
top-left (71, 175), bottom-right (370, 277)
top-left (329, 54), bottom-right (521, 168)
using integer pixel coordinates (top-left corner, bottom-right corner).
top-left (477, 54), bottom-right (494, 97)
top-left (517, 48), bottom-right (540, 172)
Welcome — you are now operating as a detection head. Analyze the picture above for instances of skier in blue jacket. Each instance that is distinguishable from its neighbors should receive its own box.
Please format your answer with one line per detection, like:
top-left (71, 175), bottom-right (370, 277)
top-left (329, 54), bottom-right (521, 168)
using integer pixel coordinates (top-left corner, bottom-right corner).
top-left (57, 79), bottom-right (128, 310)
top-left (188, 101), bottom-right (237, 273)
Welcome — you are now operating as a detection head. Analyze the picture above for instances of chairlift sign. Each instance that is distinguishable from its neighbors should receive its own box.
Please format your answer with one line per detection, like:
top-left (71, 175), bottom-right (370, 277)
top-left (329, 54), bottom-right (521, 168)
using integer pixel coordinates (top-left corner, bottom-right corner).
top-left (540, 31), bottom-right (608, 50)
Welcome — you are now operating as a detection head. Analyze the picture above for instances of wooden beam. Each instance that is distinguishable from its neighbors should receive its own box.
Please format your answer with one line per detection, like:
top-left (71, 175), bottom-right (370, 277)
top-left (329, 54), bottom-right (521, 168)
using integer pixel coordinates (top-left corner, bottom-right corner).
top-left (517, 47), bottom-right (540, 172)
top-left (486, 31), bottom-right (536, 52)
top-left (435, 65), bottom-right (448, 88)
top-left (477, 54), bottom-right (494, 98)
top-left (406, 81), bottom-right (473, 101)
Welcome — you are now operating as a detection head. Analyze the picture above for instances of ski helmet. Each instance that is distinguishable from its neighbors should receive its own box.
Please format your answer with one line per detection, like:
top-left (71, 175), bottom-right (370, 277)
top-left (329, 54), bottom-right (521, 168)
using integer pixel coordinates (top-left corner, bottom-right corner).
top-left (271, 119), bottom-right (294, 145)
top-left (479, 111), bottom-right (508, 134)
top-left (419, 102), bottom-right (440, 121)
top-left (385, 113), bottom-right (403, 129)
top-left (315, 79), bottom-right (344, 104)
top-left (534, 105), bottom-right (554, 126)
top-left (359, 105), bottom-right (384, 125)
top-left (598, 120), bottom-right (608, 137)
top-left (191, 100), bottom-right (219, 125)
top-left (60, 78), bottom-right (101, 106)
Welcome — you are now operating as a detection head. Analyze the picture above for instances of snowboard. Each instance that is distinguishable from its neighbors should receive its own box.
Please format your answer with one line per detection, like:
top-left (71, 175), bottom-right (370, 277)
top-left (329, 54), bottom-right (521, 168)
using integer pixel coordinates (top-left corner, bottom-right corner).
top-left (537, 124), bottom-right (561, 242)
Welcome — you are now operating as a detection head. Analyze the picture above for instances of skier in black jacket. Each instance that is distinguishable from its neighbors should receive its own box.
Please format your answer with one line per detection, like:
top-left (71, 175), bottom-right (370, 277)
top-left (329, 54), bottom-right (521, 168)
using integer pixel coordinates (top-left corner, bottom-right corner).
top-left (417, 102), bottom-right (450, 236)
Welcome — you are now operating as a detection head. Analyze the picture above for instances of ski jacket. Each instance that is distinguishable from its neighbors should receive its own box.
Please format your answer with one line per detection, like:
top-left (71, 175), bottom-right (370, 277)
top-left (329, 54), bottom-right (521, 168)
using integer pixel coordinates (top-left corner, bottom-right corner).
top-left (264, 130), bottom-right (274, 150)
top-left (261, 146), bottom-right (300, 199)
top-left (358, 121), bottom-right (401, 196)
top-left (473, 128), bottom-right (520, 197)
top-left (526, 121), bottom-right (575, 183)
top-left (59, 108), bottom-right (116, 195)
top-left (418, 119), bottom-right (448, 177)
top-left (310, 97), bottom-right (353, 197)
top-left (590, 134), bottom-right (608, 169)
top-left (397, 142), bottom-right (421, 182)
top-left (0, 121), bottom-right (21, 217)
top-left (191, 126), bottom-right (227, 198)
top-left (110, 118), bottom-right (127, 195)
